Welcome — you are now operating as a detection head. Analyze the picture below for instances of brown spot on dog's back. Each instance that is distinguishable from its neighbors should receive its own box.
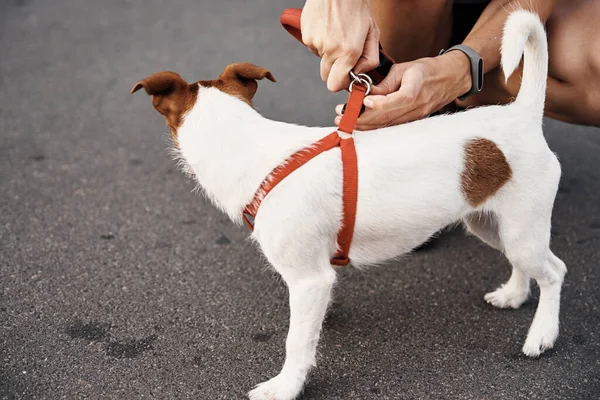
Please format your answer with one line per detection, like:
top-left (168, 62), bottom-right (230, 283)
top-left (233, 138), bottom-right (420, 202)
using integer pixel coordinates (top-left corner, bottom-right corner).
top-left (461, 138), bottom-right (512, 207)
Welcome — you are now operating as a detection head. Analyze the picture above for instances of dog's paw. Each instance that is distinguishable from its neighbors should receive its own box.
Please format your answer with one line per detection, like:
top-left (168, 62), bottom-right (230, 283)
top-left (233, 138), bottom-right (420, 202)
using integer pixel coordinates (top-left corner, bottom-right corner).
top-left (248, 374), bottom-right (302, 400)
top-left (522, 321), bottom-right (559, 357)
top-left (484, 283), bottom-right (529, 309)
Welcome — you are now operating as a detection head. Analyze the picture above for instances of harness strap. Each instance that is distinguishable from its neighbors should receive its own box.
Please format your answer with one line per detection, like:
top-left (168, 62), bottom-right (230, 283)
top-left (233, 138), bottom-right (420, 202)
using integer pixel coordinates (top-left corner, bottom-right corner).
top-left (338, 85), bottom-right (366, 135)
top-left (243, 85), bottom-right (365, 266)
top-left (331, 85), bottom-right (364, 265)
top-left (242, 9), bottom-right (372, 266)
top-left (242, 131), bottom-right (342, 231)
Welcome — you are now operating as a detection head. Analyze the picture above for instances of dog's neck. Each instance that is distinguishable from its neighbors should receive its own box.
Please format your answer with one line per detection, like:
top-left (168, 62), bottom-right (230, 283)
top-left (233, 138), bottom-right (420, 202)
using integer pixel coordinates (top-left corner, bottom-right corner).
top-left (176, 86), bottom-right (326, 224)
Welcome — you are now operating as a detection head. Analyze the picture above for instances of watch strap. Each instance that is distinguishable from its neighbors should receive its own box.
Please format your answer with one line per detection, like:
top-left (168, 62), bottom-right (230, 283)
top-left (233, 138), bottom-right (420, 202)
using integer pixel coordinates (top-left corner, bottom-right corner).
top-left (439, 44), bottom-right (484, 101)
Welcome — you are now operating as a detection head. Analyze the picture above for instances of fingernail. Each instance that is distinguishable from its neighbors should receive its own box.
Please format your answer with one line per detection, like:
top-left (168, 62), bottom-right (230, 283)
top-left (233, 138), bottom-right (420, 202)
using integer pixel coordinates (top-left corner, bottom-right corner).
top-left (364, 98), bottom-right (374, 108)
top-left (335, 104), bottom-right (343, 115)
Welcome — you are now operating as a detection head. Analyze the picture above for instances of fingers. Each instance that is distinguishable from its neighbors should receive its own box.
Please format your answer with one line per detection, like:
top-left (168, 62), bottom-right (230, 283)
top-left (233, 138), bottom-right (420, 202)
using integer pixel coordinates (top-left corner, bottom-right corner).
top-left (335, 107), bottom-right (392, 129)
top-left (320, 56), bottom-right (334, 83)
top-left (334, 110), bottom-right (391, 130)
top-left (365, 65), bottom-right (424, 110)
top-left (395, 66), bottom-right (424, 99)
top-left (327, 51), bottom-right (361, 92)
top-left (320, 48), bottom-right (359, 92)
top-left (308, 46), bottom-right (321, 58)
top-left (330, 56), bottom-right (452, 130)
top-left (324, 25), bottom-right (379, 92)
top-left (369, 63), bottom-right (410, 96)
top-left (353, 26), bottom-right (380, 75)
top-left (334, 104), bottom-right (430, 130)
top-left (300, 0), bottom-right (381, 93)
top-left (332, 62), bottom-right (427, 128)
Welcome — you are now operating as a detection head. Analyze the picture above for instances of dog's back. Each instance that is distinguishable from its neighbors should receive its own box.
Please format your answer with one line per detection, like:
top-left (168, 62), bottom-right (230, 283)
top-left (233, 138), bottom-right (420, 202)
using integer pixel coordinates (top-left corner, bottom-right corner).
top-left (260, 11), bottom-right (558, 267)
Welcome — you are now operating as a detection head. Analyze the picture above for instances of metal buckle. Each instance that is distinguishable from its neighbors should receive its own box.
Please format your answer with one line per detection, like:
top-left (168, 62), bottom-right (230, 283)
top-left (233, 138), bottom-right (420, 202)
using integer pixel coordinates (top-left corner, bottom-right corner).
top-left (348, 71), bottom-right (372, 96)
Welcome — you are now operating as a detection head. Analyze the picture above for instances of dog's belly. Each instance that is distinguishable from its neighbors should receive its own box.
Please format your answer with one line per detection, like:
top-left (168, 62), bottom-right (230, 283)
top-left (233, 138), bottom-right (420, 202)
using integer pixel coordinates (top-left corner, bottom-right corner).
top-left (349, 178), bottom-right (469, 265)
top-left (347, 130), bottom-right (471, 265)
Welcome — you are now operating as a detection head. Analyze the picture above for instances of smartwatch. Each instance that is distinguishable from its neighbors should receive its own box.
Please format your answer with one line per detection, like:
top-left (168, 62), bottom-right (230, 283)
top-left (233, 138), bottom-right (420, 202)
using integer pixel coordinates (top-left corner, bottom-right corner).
top-left (439, 44), bottom-right (484, 101)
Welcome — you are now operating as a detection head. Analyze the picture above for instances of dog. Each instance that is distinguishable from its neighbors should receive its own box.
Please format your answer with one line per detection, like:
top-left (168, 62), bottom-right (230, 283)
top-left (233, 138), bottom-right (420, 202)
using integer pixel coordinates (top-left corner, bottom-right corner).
top-left (132, 11), bottom-right (566, 400)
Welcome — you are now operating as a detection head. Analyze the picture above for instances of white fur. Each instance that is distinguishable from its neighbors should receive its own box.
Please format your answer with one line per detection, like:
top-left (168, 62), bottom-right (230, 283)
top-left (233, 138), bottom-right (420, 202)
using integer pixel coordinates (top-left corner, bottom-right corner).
top-left (174, 11), bottom-right (566, 400)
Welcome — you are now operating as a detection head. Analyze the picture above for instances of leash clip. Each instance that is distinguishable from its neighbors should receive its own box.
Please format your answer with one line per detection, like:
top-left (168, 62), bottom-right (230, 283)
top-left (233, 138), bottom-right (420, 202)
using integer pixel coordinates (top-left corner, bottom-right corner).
top-left (342, 71), bottom-right (371, 118)
top-left (348, 72), bottom-right (372, 96)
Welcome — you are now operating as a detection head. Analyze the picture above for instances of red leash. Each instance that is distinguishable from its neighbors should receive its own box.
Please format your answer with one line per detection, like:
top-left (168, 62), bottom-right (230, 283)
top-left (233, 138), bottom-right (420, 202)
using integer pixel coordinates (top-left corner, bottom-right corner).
top-left (243, 9), bottom-right (389, 266)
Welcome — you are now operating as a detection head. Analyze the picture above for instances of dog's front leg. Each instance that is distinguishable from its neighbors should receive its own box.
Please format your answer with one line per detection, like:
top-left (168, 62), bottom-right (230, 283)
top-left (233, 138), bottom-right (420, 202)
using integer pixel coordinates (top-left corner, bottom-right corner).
top-left (249, 264), bottom-right (337, 400)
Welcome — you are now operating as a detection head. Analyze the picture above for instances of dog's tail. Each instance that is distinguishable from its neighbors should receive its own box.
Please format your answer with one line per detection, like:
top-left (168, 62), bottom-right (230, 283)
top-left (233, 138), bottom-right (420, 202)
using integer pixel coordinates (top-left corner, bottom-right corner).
top-left (501, 10), bottom-right (548, 116)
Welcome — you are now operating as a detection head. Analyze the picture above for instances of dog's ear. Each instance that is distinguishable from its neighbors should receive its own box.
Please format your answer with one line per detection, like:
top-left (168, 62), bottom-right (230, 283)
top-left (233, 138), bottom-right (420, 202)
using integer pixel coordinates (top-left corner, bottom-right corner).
top-left (131, 71), bottom-right (188, 96)
top-left (131, 71), bottom-right (198, 143)
top-left (210, 62), bottom-right (275, 104)
top-left (219, 62), bottom-right (276, 83)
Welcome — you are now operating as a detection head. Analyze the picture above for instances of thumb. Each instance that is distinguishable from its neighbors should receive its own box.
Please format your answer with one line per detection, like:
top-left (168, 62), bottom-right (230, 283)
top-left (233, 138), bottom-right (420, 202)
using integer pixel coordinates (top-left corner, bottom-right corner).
top-left (369, 63), bottom-right (410, 95)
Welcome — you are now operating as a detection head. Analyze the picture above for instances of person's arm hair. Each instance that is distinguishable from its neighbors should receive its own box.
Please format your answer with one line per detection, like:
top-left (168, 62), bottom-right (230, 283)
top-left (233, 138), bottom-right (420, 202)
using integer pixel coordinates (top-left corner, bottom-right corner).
top-left (462, 0), bottom-right (557, 74)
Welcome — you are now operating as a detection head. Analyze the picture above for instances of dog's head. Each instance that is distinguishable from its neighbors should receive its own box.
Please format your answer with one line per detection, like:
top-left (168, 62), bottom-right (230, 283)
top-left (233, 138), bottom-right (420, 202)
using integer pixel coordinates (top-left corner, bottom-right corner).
top-left (131, 63), bottom-right (275, 143)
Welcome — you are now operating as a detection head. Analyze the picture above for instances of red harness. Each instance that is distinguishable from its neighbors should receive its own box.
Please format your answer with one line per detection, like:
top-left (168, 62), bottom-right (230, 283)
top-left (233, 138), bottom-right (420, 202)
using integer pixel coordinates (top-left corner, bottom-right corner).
top-left (242, 84), bottom-right (365, 266)
top-left (242, 9), bottom-right (394, 266)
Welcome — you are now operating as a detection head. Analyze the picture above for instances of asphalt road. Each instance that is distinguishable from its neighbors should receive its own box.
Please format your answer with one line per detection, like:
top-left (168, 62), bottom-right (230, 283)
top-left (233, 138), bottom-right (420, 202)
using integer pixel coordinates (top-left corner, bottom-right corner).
top-left (1, 1), bottom-right (599, 399)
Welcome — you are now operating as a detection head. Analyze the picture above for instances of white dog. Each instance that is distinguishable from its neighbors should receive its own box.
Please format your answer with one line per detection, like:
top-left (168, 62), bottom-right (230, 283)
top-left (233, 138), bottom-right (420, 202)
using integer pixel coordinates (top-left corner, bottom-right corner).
top-left (132, 10), bottom-right (566, 400)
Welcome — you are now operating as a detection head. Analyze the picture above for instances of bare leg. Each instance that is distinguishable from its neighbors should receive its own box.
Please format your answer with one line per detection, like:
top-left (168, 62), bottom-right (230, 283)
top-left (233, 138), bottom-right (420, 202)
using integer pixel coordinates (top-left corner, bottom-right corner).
top-left (371, 0), bottom-right (453, 62)
top-left (460, 0), bottom-right (600, 127)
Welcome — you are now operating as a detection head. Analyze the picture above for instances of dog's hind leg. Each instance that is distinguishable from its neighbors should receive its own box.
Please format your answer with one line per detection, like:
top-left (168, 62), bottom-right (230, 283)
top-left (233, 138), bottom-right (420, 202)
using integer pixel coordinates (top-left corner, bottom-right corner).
top-left (248, 256), bottom-right (336, 400)
top-left (464, 211), bottom-right (504, 251)
top-left (502, 232), bottom-right (566, 356)
top-left (484, 264), bottom-right (531, 309)
top-left (492, 181), bottom-right (566, 357)
top-left (464, 212), bottom-right (531, 309)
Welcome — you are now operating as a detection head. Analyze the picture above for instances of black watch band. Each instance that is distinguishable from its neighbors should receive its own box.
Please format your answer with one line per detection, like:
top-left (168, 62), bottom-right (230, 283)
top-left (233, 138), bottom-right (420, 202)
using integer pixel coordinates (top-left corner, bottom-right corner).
top-left (439, 44), bottom-right (484, 101)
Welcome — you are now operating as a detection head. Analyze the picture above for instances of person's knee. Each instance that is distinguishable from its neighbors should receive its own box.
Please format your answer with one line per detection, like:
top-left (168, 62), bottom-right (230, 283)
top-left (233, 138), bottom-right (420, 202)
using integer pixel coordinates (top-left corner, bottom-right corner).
top-left (543, 0), bottom-right (600, 125)
top-left (585, 45), bottom-right (600, 105)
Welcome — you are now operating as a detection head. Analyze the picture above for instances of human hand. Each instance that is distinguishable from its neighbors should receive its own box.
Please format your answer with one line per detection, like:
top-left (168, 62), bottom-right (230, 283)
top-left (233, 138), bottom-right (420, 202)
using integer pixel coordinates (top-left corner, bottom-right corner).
top-left (334, 51), bottom-right (472, 130)
top-left (301, 0), bottom-right (380, 92)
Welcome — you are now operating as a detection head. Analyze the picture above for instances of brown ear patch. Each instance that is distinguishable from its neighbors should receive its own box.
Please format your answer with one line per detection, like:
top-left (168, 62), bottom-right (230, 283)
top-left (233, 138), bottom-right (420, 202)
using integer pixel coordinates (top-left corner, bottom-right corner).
top-left (199, 62), bottom-right (275, 105)
top-left (461, 138), bottom-right (512, 207)
top-left (131, 71), bottom-right (185, 96)
top-left (220, 63), bottom-right (276, 83)
top-left (131, 72), bottom-right (198, 146)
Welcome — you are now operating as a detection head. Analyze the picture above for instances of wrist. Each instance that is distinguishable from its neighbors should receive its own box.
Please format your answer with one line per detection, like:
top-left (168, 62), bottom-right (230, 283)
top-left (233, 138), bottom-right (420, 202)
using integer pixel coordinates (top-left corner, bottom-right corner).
top-left (438, 51), bottom-right (472, 98)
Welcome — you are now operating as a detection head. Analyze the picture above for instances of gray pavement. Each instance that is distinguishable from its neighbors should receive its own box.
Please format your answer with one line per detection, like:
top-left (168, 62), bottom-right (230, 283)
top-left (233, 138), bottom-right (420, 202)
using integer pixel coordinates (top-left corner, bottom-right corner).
top-left (1, 0), bottom-right (599, 399)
